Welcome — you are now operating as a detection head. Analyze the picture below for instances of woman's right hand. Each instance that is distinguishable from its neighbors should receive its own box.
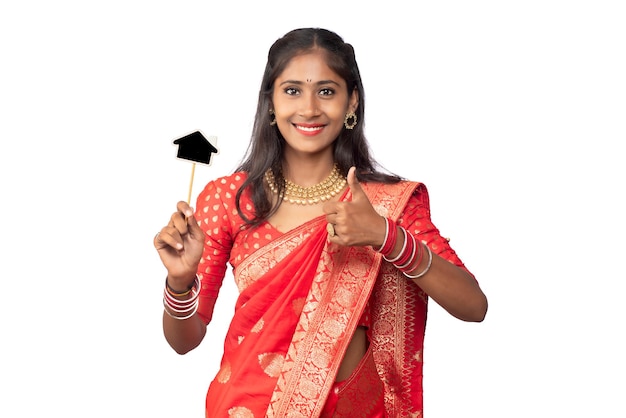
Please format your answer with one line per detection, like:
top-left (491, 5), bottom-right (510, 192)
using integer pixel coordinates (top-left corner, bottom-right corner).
top-left (154, 201), bottom-right (205, 292)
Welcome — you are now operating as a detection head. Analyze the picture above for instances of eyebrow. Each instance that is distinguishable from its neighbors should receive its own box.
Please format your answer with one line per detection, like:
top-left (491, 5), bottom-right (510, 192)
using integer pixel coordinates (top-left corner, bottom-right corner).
top-left (279, 79), bottom-right (341, 87)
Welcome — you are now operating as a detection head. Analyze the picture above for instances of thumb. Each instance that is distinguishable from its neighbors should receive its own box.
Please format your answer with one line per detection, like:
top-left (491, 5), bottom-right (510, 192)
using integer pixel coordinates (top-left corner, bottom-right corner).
top-left (185, 208), bottom-right (204, 240)
top-left (347, 166), bottom-right (366, 200)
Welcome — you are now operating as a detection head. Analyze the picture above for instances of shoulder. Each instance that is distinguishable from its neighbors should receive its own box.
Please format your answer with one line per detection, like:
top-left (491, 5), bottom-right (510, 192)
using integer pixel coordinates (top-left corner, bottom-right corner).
top-left (195, 172), bottom-right (249, 210)
top-left (363, 180), bottom-right (428, 199)
top-left (211, 171), bottom-right (248, 190)
top-left (198, 171), bottom-right (248, 195)
top-left (360, 180), bottom-right (429, 219)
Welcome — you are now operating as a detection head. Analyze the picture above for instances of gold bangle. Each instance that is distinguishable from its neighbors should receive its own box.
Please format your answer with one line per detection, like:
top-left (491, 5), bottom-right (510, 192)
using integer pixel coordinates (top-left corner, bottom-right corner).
top-left (165, 278), bottom-right (193, 297)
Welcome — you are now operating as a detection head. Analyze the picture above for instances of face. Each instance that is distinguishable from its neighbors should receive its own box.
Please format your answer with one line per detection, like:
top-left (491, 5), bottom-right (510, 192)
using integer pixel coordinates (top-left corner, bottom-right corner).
top-left (271, 50), bottom-right (358, 158)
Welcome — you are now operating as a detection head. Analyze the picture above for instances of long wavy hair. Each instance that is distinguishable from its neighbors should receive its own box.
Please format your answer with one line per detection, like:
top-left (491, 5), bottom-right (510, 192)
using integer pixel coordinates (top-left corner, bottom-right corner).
top-left (235, 27), bottom-right (402, 226)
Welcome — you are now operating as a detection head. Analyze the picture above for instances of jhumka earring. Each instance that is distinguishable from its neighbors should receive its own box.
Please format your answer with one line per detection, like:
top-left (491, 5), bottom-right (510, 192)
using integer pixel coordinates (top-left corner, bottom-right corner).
top-left (269, 109), bottom-right (277, 126)
top-left (344, 111), bottom-right (357, 129)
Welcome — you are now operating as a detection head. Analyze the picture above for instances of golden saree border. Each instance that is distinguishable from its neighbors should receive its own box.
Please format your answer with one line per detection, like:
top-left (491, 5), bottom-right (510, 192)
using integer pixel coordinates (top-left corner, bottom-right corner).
top-left (235, 217), bottom-right (326, 293)
top-left (371, 261), bottom-right (427, 417)
top-left (266, 181), bottom-right (420, 418)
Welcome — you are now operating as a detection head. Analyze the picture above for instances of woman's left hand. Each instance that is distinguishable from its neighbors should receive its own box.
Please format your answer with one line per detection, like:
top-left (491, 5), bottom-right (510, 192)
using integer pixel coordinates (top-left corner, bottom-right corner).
top-left (323, 166), bottom-right (386, 248)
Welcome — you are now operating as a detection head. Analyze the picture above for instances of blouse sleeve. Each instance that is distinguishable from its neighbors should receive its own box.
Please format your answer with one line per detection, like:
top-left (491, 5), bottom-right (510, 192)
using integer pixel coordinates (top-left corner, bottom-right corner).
top-left (193, 179), bottom-right (235, 324)
top-left (398, 183), bottom-right (474, 277)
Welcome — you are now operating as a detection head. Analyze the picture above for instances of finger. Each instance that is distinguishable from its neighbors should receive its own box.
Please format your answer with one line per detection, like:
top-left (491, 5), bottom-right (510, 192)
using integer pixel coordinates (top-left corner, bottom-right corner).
top-left (155, 227), bottom-right (183, 251)
top-left (324, 213), bottom-right (337, 227)
top-left (158, 201), bottom-right (195, 250)
top-left (322, 200), bottom-right (339, 216)
top-left (176, 200), bottom-right (204, 238)
top-left (346, 166), bottom-right (366, 201)
top-left (176, 201), bottom-right (194, 218)
top-left (171, 210), bottom-right (189, 236)
top-left (185, 210), bottom-right (205, 241)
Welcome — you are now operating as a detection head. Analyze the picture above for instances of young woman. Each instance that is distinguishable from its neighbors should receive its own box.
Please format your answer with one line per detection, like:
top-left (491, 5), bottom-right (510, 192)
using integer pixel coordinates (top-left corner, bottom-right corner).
top-left (154, 27), bottom-right (487, 417)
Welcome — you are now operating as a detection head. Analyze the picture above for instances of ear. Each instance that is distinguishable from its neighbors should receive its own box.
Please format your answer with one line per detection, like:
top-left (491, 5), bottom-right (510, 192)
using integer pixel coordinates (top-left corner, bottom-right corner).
top-left (349, 88), bottom-right (359, 113)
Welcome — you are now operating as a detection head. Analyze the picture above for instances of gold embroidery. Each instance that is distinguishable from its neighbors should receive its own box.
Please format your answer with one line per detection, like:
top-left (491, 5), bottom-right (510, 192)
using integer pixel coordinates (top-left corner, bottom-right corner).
top-left (297, 378), bottom-right (318, 398)
top-left (236, 223), bottom-right (318, 292)
top-left (332, 286), bottom-right (356, 308)
top-left (227, 406), bottom-right (254, 417)
top-left (372, 261), bottom-right (427, 415)
top-left (309, 346), bottom-right (331, 369)
top-left (216, 362), bottom-right (231, 384)
top-left (251, 318), bottom-right (264, 333)
top-left (292, 297), bottom-right (306, 316)
top-left (258, 352), bottom-right (284, 378)
top-left (322, 318), bottom-right (344, 339)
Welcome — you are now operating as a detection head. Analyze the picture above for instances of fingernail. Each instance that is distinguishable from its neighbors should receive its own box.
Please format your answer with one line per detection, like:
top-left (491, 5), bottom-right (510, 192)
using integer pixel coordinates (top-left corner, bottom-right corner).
top-left (176, 243), bottom-right (183, 250)
top-left (185, 208), bottom-right (193, 217)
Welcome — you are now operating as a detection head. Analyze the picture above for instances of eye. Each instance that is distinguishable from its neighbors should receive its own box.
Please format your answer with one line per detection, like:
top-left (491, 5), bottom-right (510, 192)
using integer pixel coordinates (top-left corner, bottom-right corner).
top-left (319, 88), bottom-right (335, 96)
top-left (284, 87), bottom-right (299, 95)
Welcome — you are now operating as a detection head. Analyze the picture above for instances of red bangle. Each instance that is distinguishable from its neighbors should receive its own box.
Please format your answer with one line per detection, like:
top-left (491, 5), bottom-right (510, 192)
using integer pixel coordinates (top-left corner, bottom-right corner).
top-left (412, 241), bottom-right (425, 271)
top-left (375, 217), bottom-right (397, 256)
top-left (384, 227), bottom-right (407, 263)
top-left (393, 227), bottom-right (415, 269)
top-left (396, 232), bottom-right (416, 269)
top-left (403, 243), bottom-right (433, 279)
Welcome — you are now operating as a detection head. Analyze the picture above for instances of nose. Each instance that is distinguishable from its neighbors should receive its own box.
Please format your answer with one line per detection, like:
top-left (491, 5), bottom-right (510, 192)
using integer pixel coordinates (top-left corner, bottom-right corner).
top-left (299, 92), bottom-right (321, 118)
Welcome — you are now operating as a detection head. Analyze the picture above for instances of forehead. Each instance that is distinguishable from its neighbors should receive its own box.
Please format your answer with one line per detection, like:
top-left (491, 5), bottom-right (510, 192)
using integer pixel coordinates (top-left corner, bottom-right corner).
top-left (277, 50), bottom-right (344, 83)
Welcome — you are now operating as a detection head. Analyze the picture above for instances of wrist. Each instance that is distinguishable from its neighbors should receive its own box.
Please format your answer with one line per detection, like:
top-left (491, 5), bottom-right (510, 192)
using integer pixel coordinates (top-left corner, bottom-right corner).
top-left (163, 275), bottom-right (201, 320)
top-left (166, 274), bottom-right (197, 295)
top-left (373, 217), bottom-right (396, 255)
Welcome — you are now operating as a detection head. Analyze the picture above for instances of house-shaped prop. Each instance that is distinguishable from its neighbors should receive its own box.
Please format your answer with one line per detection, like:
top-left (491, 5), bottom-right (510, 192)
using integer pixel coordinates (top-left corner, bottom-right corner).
top-left (173, 131), bottom-right (218, 165)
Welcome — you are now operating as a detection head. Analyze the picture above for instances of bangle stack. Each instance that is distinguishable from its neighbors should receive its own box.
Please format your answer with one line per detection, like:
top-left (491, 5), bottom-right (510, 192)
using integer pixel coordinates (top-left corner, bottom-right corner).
top-left (163, 275), bottom-right (201, 320)
top-left (375, 217), bottom-right (433, 279)
top-left (403, 244), bottom-right (433, 279)
top-left (374, 217), bottom-right (397, 255)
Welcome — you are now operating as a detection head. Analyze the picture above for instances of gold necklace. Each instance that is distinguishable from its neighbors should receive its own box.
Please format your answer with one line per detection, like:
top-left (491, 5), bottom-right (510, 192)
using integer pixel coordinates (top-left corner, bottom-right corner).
top-left (265, 164), bottom-right (347, 205)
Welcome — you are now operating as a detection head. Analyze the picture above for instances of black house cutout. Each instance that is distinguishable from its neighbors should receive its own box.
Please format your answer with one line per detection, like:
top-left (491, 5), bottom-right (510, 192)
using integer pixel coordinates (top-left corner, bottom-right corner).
top-left (173, 131), bottom-right (218, 165)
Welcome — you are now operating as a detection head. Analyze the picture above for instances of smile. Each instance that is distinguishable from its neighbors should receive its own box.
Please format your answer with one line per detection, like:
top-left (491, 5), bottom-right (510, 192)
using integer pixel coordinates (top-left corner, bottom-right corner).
top-left (294, 124), bottom-right (325, 135)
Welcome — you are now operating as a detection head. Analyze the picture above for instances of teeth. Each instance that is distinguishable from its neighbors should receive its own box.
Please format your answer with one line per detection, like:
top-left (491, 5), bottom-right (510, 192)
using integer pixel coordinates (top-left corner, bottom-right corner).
top-left (297, 125), bottom-right (323, 132)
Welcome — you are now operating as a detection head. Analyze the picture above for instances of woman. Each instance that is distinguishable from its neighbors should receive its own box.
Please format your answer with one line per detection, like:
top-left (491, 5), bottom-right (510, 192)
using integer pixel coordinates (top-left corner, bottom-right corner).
top-left (155, 27), bottom-right (487, 417)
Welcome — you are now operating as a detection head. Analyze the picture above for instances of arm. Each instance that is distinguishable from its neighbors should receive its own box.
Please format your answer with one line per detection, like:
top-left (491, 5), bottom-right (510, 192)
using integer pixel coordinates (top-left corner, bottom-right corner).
top-left (325, 168), bottom-right (487, 323)
top-left (383, 185), bottom-right (487, 322)
top-left (163, 299), bottom-right (207, 354)
top-left (155, 201), bottom-right (208, 354)
top-left (402, 246), bottom-right (487, 322)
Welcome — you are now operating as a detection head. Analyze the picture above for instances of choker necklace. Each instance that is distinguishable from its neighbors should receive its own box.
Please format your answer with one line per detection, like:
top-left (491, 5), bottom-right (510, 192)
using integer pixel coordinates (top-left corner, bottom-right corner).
top-left (265, 164), bottom-right (347, 205)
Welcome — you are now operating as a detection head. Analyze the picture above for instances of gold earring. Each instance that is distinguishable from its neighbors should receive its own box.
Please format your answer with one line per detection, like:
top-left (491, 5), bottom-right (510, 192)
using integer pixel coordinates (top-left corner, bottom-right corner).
top-left (269, 109), bottom-right (277, 126)
top-left (344, 111), bottom-right (357, 129)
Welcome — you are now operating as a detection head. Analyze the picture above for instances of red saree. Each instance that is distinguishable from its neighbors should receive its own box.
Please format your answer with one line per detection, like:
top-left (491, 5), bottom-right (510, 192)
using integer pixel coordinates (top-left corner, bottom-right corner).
top-left (194, 173), bottom-right (472, 417)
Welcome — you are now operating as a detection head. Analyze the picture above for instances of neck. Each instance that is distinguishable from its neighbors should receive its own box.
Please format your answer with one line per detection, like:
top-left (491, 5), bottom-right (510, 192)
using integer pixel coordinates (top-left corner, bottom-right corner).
top-left (282, 150), bottom-right (335, 187)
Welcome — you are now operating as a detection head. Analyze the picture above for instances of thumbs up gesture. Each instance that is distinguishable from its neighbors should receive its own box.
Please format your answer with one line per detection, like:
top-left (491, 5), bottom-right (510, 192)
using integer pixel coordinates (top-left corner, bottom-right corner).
top-left (323, 166), bottom-right (387, 248)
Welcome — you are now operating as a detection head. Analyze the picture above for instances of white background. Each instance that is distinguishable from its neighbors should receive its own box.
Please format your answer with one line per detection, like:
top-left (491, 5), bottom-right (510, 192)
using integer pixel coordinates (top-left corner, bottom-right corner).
top-left (1, 1), bottom-right (624, 417)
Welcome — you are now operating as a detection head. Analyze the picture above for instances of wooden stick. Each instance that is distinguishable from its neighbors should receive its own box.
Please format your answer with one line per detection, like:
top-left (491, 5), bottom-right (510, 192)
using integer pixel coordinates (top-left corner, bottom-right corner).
top-left (187, 163), bottom-right (196, 204)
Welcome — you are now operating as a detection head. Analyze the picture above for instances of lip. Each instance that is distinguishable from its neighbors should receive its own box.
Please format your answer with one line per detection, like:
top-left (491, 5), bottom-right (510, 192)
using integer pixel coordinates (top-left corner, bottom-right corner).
top-left (293, 123), bottom-right (325, 136)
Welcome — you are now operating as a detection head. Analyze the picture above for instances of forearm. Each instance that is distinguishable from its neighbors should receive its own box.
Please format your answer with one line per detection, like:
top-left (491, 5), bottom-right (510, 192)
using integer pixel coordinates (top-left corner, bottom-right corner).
top-left (163, 311), bottom-right (207, 354)
top-left (409, 253), bottom-right (488, 322)
top-left (162, 275), bottom-right (208, 354)
top-left (380, 222), bottom-right (488, 322)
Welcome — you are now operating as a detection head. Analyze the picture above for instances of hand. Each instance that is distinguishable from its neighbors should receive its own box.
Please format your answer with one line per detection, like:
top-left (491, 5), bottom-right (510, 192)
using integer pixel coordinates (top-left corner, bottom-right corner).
top-left (154, 201), bottom-right (205, 291)
top-left (323, 166), bottom-right (386, 247)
